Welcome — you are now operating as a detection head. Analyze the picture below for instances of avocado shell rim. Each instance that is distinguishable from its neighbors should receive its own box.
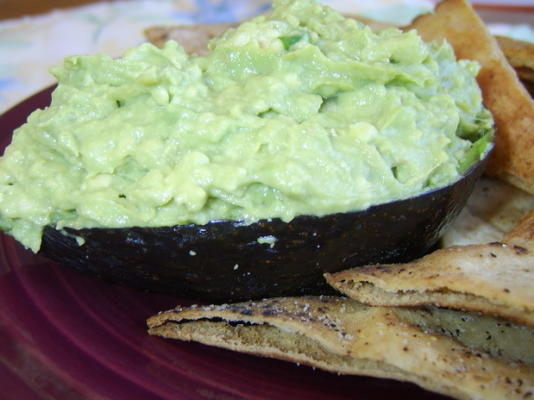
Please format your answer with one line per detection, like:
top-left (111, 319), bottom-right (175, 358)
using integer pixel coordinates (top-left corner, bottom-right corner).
top-left (38, 156), bottom-right (488, 303)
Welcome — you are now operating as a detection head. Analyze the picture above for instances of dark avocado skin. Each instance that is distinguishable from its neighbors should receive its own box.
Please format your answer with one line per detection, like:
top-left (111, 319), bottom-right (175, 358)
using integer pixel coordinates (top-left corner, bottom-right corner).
top-left (40, 158), bottom-right (487, 302)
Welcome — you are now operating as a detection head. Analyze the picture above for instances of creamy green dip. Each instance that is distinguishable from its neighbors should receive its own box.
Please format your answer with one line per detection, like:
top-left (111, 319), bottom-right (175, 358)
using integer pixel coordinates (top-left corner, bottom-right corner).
top-left (0, 0), bottom-right (493, 251)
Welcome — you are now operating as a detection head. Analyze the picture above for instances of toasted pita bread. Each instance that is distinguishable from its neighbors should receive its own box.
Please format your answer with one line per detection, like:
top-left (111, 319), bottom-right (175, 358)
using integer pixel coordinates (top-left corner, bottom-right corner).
top-left (407, 0), bottom-right (534, 195)
top-left (495, 36), bottom-right (534, 80)
top-left (144, 24), bottom-right (234, 54)
top-left (148, 296), bottom-right (534, 400)
top-left (494, 36), bottom-right (534, 96)
top-left (442, 176), bottom-right (534, 246)
top-left (325, 210), bottom-right (534, 327)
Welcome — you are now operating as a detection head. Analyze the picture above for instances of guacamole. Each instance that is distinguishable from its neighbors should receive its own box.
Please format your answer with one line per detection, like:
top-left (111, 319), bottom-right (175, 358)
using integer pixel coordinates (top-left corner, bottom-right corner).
top-left (0, 0), bottom-right (493, 252)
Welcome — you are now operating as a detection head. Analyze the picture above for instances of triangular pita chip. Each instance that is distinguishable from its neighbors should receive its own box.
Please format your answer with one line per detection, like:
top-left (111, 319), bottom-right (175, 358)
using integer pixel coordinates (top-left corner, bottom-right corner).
top-left (494, 36), bottom-right (534, 95)
top-left (442, 177), bottom-right (534, 246)
top-left (325, 210), bottom-right (534, 327)
top-left (148, 296), bottom-right (534, 400)
top-left (144, 24), bottom-right (234, 54)
top-left (495, 35), bottom-right (534, 80)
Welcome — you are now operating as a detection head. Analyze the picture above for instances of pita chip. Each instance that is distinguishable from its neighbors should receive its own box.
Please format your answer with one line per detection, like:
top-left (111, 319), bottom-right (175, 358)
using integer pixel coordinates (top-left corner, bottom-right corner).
top-left (148, 296), bottom-right (534, 400)
top-left (495, 35), bottom-right (534, 84)
top-left (144, 24), bottom-right (234, 54)
top-left (325, 210), bottom-right (534, 327)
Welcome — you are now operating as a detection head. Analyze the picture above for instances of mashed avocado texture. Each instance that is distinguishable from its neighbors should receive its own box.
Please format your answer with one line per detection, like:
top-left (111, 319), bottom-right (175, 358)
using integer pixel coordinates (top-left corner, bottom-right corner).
top-left (0, 0), bottom-right (493, 251)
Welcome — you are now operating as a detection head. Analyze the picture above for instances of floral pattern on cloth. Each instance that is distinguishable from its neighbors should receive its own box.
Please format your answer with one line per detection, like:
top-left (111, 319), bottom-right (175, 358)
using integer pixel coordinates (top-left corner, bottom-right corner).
top-left (0, 0), bottom-right (532, 114)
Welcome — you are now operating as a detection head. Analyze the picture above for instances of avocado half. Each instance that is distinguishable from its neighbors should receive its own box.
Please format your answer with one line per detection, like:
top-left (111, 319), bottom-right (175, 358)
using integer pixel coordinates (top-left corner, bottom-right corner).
top-left (39, 158), bottom-right (486, 302)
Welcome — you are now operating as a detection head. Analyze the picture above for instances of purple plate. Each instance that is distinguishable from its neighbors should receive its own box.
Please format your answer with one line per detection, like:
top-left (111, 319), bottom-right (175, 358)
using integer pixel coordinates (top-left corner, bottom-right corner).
top-left (0, 86), bottom-right (449, 400)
